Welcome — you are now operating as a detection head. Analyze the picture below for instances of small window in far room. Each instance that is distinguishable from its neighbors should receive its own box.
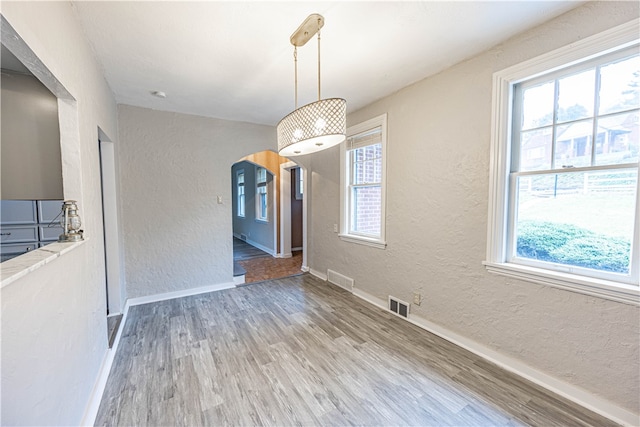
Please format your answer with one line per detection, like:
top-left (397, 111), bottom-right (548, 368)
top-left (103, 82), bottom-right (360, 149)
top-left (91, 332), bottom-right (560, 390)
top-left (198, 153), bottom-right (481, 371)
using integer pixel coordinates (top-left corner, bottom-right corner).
top-left (256, 167), bottom-right (268, 221)
top-left (237, 170), bottom-right (245, 217)
top-left (295, 167), bottom-right (303, 200)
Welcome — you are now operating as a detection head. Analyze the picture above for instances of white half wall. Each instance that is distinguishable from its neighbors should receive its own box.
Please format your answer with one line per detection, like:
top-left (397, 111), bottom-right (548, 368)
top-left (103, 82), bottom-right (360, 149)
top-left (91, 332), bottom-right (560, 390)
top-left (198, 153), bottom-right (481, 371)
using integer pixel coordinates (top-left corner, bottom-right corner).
top-left (1, 2), bottom-right (118, 425)
top-left (307, 1), bottom-right (640, 416)
top-left (116, 105), bottom-right (275, 298)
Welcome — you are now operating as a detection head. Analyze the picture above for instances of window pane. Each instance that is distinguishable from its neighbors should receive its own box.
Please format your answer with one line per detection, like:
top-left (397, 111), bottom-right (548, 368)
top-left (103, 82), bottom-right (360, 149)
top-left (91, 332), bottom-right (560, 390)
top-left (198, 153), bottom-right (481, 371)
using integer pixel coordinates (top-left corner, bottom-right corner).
top-left (520, 128), bottom-right (552, 171)
top-left (599, 55), bottom-right (640, 115)
top-left (237, 171), bottom-right (245, 217)
top-left (260, 193), bottom-right (267, 219)
top-left (351, 185), bottom-right (381, 236)
top-left (352, 143), bottom-right (382, 185)
top-left (522, 82), bottom-right (554, 130)
top-left (554, 120), bottom-right (593, 168)
top-left (257, 186), bottom-right (267, 220)
top-left (557, 69), bottom-right (595, 123)
top-left (374, 156), bottom-right (382, 182)
top-left (595, 111), bottom-right (639, 165)
top-left (257, 167), bottom-right (267, 184)
top-left (514, 169), bottom-right (637, 274)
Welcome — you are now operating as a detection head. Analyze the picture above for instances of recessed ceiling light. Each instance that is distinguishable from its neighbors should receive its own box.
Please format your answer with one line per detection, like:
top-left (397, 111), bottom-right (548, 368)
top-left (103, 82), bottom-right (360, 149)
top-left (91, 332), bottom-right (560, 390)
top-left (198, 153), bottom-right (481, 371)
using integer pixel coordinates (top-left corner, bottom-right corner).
top-left (150, 90), bottom-right (167, 98)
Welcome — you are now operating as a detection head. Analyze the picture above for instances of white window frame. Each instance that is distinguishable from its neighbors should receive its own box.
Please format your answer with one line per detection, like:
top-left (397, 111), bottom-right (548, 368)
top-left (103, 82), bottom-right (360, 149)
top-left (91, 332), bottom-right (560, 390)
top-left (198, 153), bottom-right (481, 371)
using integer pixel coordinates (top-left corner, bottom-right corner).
top-left (295, 167), bottom-right (303, 201)
top-left (236, 169), bottom-right (245, 218)
top-left (255, 167), bottom-right (268, 223)
top-left (485, 19), bottom-right (640, 305)
top-left (340, 113), bottom-right (388, 249)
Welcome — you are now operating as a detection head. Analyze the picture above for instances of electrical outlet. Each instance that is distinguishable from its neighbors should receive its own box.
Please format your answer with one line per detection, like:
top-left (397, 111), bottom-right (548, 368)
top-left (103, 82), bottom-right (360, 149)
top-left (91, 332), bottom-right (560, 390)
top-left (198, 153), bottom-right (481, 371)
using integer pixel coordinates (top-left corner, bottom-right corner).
top-left (333, 224), bottom-right (338, 233)
top-left (413, 292), bottom-right (421, 306)
top-left (217, 195), bottom-right (223, 204)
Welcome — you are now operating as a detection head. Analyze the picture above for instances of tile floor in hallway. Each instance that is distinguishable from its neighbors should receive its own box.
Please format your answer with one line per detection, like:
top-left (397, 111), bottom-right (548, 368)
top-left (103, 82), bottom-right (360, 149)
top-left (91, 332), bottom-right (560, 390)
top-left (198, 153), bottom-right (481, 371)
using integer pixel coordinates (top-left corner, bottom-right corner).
top-left (233, 237), bottom-right (303, 284)
top-left (238, 250), bottom-right (303, 284)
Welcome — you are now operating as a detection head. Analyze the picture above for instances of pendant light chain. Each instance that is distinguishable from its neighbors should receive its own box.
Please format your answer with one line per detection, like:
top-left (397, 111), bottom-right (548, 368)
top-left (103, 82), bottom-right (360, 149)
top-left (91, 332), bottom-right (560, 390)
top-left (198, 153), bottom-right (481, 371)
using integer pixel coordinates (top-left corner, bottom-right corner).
top-left (317, 18), bottom-right (321, 101)
top-left (294, 46), bottom-right (298, 110)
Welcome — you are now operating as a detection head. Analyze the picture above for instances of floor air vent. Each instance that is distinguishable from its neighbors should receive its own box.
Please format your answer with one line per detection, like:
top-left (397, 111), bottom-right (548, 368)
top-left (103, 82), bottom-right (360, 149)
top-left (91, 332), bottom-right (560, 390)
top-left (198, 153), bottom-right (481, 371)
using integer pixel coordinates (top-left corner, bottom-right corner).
top-left (240, 233), bottom-right (247, 241)
top-left (327, 269), bottom-right (354, 291)
top-left (389, 296), bottom-right (409, 318)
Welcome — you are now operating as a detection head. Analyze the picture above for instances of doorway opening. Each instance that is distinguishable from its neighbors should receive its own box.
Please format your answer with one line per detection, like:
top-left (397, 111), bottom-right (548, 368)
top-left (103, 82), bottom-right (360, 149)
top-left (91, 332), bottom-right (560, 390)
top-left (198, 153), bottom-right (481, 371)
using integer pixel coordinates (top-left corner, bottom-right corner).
top-left (230, 151), bottom-right (307, 284)
top-left (98, 130), bottom-right (123, 348)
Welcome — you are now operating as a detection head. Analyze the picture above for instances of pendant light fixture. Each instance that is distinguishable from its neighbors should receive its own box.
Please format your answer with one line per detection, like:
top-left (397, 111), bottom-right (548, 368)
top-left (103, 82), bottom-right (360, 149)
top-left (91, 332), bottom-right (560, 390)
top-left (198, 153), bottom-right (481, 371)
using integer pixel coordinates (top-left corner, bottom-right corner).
top-left (277, 14), bottom-right (347, 157)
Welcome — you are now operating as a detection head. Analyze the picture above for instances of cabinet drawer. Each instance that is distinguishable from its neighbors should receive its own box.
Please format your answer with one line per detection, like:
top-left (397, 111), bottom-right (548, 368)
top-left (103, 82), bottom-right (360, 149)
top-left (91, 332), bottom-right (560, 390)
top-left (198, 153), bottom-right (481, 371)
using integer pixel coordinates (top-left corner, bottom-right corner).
top-left (39, 225), bottom-right (63, 242)
top-left (0, 226), bottom-right (38, 243)
top-left (0, 242), bottom-right (38, 255)
top-left (37, 200), bottom-right (64, 223)
top-left (1, 201), bottom-right (37, 225)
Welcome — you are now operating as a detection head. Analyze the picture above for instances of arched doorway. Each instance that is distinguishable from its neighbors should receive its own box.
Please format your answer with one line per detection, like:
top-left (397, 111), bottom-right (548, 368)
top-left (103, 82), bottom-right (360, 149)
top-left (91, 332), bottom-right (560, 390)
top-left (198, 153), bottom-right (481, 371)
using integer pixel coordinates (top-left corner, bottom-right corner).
top-left (230, 150), bottom-right (307, 284)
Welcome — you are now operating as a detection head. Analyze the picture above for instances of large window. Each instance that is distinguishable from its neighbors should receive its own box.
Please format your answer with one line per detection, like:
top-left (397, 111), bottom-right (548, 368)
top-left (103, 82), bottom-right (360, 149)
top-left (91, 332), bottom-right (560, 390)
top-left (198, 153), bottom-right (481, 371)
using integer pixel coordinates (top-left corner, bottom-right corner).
top-left (256, 167), bottom-right (268, 222)
top-left (486, 21), bottom-right (639, 304)
top-left (237, 170), bottom-right (245, 217)
top-left (340, 114), bottom-right (387, 248)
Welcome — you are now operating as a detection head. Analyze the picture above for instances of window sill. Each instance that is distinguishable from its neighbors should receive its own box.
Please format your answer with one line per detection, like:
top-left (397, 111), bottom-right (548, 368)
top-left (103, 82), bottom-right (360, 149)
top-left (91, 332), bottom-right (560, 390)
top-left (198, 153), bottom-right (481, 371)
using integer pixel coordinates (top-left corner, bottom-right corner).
top-left (254, 219), bottom-right (269, 224)
top-left (1, 240), bottom-right (86, 289)
top-left (483, 261), bottom-right (639, 306)
top-left (339, 234), bottom-right (386, 249)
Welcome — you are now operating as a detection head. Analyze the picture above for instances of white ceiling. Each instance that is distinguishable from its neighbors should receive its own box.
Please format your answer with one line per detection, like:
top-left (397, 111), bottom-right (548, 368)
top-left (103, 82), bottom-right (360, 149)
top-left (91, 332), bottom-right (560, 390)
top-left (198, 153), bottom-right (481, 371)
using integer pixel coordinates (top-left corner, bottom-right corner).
top-left (71, 1), bottom-right (584, 126)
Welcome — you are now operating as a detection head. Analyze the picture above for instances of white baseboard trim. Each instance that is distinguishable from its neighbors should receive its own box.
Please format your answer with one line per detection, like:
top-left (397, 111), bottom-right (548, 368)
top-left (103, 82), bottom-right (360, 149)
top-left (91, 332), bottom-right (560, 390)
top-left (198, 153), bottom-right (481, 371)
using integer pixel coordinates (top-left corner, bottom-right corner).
top-left (127, 282), bottom-right (236, 307)
top-left (352, 287), bottom-right (386, 307)
top-left (233, 275), bottom-right (245, 285)
top-left (350, 286), bottom-right (637, 426)
top-left (276, 252), bottom-right (292, 259)
top-left (291, 246), bottom-right (303, 251)
top-left (301, 265), bottom-right (310, 273)
top-left (80, 351), bottom-right (109, 426)
top-left (233, 233), bottom-right (276, 257)
top-left (80, 305), bottom-right (130, 426)
top-left (309, 268), bottom-right (327, 281)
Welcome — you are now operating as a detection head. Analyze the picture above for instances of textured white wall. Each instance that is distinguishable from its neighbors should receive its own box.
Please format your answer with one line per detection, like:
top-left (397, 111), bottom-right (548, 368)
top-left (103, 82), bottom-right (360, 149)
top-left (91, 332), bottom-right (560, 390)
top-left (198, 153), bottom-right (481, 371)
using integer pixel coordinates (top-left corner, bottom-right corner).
top-left (308, 1), bottom-right (639, 415)
top-left (0, 2), bottom-right (118, 425)
top-left (117, 105), bottom-right (274, 298)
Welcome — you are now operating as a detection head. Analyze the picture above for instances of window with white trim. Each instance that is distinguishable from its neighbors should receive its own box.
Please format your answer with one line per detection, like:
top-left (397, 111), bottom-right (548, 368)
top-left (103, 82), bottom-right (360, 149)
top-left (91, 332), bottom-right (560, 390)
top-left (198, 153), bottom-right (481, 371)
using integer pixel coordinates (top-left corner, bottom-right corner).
top-left (237, 170), bottom-right (245, 217)
top-left (256, 167), bottom-right (268, 222)
top-left (486, 21), bottom-right (639, 304)
top-left (340, 114), bottom-right (387, 249)
top-left (295, 167), bottom-right (303, 200)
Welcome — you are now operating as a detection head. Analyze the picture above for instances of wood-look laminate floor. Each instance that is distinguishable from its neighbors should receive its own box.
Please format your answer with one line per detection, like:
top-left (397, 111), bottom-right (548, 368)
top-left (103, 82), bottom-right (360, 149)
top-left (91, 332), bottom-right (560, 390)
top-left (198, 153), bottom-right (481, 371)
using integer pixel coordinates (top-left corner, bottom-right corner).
top-left (95, 275), bottom-right (616, 427)
top-left (233, 238), bottom-right (271, 261)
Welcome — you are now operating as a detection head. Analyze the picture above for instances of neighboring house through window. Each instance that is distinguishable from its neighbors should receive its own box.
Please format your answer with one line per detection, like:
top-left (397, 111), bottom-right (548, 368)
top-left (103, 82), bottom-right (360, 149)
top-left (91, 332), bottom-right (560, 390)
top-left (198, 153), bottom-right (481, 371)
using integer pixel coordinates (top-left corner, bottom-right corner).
top-left (237, 170), bottom-right (245, 217)
top-left (256, 166), bottom-right (268, 222)
top-left (485, 21), bottom-right (639, 303)
top-left (340, 113), bottom-right (387, 249)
